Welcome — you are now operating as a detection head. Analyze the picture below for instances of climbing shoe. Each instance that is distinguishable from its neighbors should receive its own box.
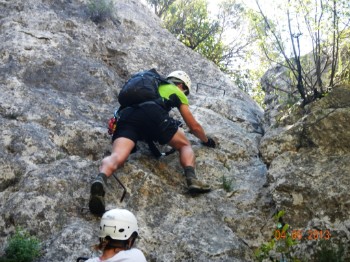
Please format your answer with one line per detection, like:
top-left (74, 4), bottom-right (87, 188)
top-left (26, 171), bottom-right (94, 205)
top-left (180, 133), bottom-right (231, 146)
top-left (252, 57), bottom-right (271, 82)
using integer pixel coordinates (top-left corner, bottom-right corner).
top-left (89, 175), bottom-right (106, 216)
top-left (187, 178), bottom-right (211, 194)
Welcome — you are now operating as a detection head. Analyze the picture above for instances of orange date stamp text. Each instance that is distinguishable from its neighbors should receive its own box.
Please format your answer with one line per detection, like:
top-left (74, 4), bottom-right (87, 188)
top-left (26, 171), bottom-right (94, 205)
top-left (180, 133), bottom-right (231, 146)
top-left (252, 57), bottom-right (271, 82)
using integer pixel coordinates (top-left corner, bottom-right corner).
top-left (274, 229), bottom-right (331, 241)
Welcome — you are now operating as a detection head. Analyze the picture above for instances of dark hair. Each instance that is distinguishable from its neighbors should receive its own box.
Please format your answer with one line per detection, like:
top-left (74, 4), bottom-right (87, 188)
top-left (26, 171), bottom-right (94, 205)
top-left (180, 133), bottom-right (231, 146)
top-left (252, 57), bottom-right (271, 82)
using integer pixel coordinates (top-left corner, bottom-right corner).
top-left (168, 77), bottom-right (189, 95)
top-left (97, 232), bottom-right (138, 251)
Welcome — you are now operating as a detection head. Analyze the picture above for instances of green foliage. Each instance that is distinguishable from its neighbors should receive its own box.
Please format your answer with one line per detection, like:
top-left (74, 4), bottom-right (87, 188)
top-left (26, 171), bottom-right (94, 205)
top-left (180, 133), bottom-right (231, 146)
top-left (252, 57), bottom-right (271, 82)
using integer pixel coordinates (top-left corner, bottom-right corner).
top-left (246, 8), bottom-right (281, 64)
top-left (87, 0), bottom-right (115, 23)
top-left (228, 67), bottom-right (266, 108)
top-left (4, 227), bottom-right (41, 262)
top-left (146, 0), bottom-right (176, 18)
top-left (222, 175), bottom-right (233, 192)
top-left (255, 210), bottom-right (300, 262)
top-left (158, 0), bottom-right (250, 73)
top-left (163, 0), bottom-right (220, 49)
top-left (0, 258), bottom-right (17, 262)
top-left (248, 0), bottom-right (350, 106)
top-left (335, 32), bottom-right (350, 86)
top-left (251, 82), bottom-right (265, 108)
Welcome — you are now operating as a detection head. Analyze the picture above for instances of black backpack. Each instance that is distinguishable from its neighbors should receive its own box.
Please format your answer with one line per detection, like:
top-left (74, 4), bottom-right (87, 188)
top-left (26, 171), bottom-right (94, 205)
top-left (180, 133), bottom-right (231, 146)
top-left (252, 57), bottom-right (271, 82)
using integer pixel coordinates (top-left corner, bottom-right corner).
top-left (118, 69), bottom-right (169, 108)
top-left (115, 69), bottom-right (180, 158)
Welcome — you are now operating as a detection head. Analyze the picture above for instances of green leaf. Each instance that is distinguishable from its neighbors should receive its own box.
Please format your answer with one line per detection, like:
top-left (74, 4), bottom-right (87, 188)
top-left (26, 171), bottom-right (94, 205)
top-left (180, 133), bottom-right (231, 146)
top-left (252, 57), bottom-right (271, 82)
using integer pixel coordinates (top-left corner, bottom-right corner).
top-left (282, 223), bottom-right (289, 232)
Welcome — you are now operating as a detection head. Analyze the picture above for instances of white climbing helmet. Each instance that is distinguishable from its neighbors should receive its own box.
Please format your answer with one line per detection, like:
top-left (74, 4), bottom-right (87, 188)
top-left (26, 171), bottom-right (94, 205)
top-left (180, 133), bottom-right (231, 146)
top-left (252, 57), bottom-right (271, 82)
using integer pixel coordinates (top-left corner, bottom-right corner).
top-left (99, 209), bottom-right (139, 240)
top-left (167, 70), bottom-right (192, 94)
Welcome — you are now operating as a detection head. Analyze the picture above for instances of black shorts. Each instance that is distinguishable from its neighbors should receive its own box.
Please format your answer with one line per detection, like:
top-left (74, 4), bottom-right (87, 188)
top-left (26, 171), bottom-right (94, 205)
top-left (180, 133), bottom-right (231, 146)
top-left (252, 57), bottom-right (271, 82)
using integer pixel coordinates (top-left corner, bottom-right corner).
top-left (112, 103), bottom-right (179, 145)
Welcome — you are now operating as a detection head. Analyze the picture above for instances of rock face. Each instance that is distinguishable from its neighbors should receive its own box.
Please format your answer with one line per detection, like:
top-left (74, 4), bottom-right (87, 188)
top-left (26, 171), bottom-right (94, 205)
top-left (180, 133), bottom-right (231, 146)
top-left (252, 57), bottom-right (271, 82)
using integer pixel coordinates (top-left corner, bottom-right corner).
top-left (261, 70), bottom-right (350, 259)
top-left (0, 0), bottom-right (266, 261)
top-left (1, 0), bottom-right (349, 261)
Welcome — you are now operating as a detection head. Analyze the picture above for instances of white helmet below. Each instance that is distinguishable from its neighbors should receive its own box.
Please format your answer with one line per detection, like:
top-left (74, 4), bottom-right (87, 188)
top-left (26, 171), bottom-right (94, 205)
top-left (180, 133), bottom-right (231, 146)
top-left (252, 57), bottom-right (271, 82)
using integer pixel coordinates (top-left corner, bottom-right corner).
top-left (99, 209), bottom-right (139, 240)
top-left (166, 70), bottom-right (192, 94)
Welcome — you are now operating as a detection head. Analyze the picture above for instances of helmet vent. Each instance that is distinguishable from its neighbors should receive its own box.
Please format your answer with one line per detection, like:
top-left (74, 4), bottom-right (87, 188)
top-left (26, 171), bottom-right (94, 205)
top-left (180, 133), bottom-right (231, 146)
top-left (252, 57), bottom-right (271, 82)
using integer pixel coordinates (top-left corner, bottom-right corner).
top-left (99, 209), bottom-right (139, 240)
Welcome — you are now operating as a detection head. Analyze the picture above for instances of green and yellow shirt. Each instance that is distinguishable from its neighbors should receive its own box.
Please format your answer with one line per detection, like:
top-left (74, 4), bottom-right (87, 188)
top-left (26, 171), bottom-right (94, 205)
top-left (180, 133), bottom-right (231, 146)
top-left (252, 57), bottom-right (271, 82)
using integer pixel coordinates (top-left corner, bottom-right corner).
top-left (158, 83), bottom-right (189, 106)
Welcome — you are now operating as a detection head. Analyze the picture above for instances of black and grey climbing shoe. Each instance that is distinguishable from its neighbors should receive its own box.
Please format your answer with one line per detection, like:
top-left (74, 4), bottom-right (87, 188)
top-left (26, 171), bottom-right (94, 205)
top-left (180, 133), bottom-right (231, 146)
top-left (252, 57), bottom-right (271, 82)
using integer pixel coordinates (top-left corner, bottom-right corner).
top-left (187, 178), bottom-right (211, 194)
top-left (89, 176), bottom-right (106, 216)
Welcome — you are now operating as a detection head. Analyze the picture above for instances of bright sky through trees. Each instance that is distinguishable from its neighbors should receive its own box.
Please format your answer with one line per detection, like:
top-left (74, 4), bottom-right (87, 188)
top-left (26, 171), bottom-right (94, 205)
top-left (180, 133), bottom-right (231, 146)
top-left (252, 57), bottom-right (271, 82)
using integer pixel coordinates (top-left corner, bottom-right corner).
top-left (208, 0), bottom-right (313, 55)
top-left (140, 0), bottom-right (350, 106)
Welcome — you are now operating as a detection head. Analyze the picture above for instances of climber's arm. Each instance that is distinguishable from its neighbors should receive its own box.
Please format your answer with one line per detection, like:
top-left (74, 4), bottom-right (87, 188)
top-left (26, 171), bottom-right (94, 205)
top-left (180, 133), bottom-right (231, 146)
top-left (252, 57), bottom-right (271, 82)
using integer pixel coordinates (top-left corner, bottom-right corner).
top-left (178, 104), bottom-right (208, 143)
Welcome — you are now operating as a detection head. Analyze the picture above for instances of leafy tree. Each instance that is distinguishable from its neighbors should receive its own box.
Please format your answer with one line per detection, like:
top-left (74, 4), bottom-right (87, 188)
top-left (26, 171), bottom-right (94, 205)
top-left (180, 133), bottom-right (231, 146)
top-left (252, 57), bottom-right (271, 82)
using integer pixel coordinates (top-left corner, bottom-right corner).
top-left (336, 28), bottom-right (350, 85)
top-left (250, 0), bottom-right (350, 106)
top-left (146, 0), bottom-right (253, 74)
top-left (146, 0), bottom-right (176, 18)
top-left (145, 0), bottom-right (266, 107)
top-left (163, 0), bottom-right (220, 50)
top-left (214, 1), bottom-right (254, 70)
